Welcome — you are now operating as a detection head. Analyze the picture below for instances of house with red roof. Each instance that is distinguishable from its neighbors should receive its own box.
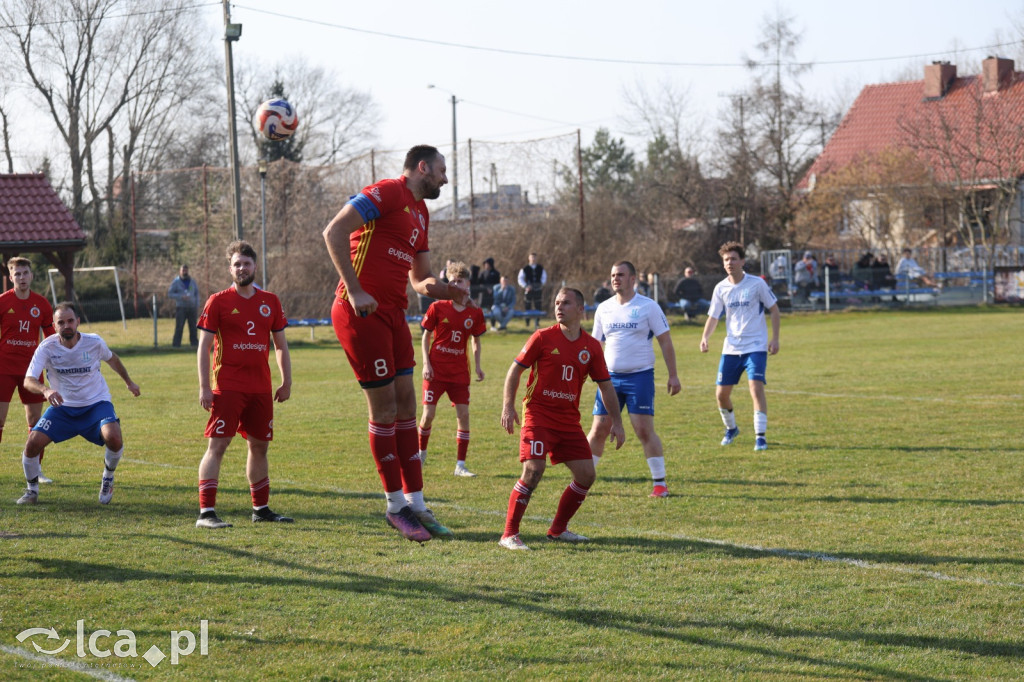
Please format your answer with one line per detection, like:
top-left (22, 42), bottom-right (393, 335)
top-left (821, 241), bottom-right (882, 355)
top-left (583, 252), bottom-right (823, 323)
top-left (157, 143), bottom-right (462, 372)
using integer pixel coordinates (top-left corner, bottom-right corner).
top-left (798, 57), bottom-right (1024, 250)
top-left (0, 174), bottom-right (86, 299)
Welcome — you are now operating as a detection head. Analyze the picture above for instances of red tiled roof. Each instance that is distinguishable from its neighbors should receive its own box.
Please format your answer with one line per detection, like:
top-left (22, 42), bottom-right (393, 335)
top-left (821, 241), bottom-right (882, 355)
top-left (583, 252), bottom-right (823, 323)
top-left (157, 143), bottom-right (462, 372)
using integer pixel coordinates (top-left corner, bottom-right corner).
top-left (800, 69), bottom-right (1024, 190)
top-left (0, 174), bottom-right (87, 245)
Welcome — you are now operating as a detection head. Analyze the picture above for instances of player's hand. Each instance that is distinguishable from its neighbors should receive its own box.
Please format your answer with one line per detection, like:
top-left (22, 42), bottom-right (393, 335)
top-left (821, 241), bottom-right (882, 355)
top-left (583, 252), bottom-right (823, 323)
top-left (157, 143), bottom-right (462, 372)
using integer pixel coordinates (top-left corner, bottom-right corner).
top-left (609, 422), bottom-right (626, 450)
top-left (45, 389), bottom-right (64, 407)
top-left (422, 365), bottom-right (434, 382)
top-left (699, 338), bottom-right (709, 353)
top-left (274, 384), bottom-right (291, 403)
top-left (476, 368), bottom-right (485, 382)
top-left (199, 387), bottom-right (214, 411)
top-left (348, 290), bottom-right (378, 318)
top-left (500, 404), bottom-right (519, 434)
top-left (126, 381), bottom-right (141, 397)
top-left (768, 339), bottom-right (779, 355)
top-left (666, 376), bottom-right (681, 396)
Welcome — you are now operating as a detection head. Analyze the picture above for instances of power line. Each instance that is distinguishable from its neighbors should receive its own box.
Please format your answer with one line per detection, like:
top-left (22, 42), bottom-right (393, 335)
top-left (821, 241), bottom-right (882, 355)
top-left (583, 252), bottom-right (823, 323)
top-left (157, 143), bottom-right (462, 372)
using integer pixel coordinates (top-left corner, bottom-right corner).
top-left (232, 4), bottom-right (1018, 68)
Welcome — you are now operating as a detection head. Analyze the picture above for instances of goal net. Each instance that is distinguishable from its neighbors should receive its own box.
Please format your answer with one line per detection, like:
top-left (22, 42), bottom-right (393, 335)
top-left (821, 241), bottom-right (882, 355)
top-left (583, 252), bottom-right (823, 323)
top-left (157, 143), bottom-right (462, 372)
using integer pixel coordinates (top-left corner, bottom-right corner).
top-left (46, 266), bottom-right (127, 329)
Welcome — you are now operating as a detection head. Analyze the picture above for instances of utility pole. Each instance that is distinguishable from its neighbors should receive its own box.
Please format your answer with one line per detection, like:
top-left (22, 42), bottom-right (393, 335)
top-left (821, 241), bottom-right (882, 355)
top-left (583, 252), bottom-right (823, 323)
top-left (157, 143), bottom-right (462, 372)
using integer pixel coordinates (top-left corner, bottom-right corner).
top-left (223, 0), bottom-right (243, 239)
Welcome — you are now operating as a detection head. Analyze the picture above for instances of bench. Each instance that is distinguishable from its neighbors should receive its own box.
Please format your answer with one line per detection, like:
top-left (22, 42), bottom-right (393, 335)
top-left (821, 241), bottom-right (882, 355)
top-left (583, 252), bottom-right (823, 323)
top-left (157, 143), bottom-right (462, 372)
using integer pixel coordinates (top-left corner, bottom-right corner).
top-left (287, 309), bottom-right (547, 340)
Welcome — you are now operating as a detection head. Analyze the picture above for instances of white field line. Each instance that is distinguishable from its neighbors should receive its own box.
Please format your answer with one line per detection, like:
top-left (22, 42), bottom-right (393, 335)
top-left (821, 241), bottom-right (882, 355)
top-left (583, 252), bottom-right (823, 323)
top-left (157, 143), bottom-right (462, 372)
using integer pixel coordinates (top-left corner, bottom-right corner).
top-left (0, 644), bottom-right (139, 682)
top-left (124, 457), bottom-right (1024, 589)
top-left (765, 388), bottom-right (1022, 403)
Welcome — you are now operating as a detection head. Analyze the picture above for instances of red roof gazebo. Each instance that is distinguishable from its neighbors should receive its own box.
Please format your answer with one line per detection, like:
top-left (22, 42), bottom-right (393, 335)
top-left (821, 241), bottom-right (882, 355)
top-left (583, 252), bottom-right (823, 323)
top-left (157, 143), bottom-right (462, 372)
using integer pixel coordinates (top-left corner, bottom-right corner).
top-left (0, 173), bottom-right (86, 299)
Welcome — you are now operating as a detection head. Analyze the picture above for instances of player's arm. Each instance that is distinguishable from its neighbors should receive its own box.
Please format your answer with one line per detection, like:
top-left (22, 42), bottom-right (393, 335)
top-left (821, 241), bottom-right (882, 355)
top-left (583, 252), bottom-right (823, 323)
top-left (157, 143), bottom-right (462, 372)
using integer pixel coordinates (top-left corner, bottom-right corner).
top-left (699, 315), bottom-right (719, 353)
top-left (105, 353), bottom-right (141, 397)
top-left (421, 327), bottom-right (434, 382)
top-left (409, 252), bottom-right (466, 302)
top-left (767, 304), bottom-right (781, 355)
top-left (323, 203), bottom-right (377, 317)
top-left (271, 328), bottom-right (292, 402)
top-left (471, 334), bottom-right (484, 382)
top-left (500, 362), bottom-right (526, 434)
top-left (197, 329), bottom-right (215, 410)
top-left (595, 379), bottom-right (626, 449)
top-left (655, 330), bottom-right (681, 395)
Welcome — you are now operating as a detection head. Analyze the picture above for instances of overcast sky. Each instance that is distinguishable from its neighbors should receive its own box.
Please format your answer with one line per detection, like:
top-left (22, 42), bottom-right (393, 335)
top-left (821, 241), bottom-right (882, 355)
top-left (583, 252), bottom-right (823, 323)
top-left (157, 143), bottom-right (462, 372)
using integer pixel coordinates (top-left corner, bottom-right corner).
top-left (218, 0), bottom-right (1024, 154)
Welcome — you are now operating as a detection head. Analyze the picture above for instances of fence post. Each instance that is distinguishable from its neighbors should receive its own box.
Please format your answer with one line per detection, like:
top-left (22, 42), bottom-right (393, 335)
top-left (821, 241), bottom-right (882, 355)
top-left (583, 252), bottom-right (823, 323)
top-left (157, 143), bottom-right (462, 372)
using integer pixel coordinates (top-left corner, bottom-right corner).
top-left (152, 294), bottom-right (158, 348)
top-left (824, 266), bottom-right (831, 313)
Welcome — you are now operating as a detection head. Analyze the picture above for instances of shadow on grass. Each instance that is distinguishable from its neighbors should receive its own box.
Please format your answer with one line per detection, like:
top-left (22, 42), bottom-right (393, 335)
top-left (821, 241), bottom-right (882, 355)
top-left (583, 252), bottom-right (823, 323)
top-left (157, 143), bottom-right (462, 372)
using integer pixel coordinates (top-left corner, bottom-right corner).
top-left (693, 491), bottom-right (1024, 508)
top-left (593, 534), bottom-right (1024, 569)
top-left (14, 547), bottom-right (1019, 680)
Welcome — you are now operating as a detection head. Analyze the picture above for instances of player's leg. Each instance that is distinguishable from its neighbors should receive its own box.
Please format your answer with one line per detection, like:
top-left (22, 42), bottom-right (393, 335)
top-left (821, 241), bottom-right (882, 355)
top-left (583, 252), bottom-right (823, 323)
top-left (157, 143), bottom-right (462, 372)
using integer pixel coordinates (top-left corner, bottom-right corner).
top-left (548, 438), bottom-right (596, 542)
top-left (500, 456), bottom-right (545, 550)
top-left (587, 383), bottom-right (613, 466)
top-left (396, 373), bottom-right (450, 537)
top-left (196, 437), bottom-right (232, 526)
top-left (453, 402), bottom-right (474, 476)
top-left (241, 394), bottom-right (292, 522)
top-left (417, 381), bottom-right (439, 464)
top-left (23, 400), bottom-right (52, 483)
top-left (97, 419), bottom-right (125, 504)
top-left (630, 413), bottom-right (668, 497)
top-left (0, 399), bottom-right (11, 443)
top-left (16, 430), bottom-right (52, 505)
top-left (245, 436), bottom-right (292, 522)
top-left (716, 355), bottom-right (742, 445)
top-left (745, 352), bottom-right (769, 451)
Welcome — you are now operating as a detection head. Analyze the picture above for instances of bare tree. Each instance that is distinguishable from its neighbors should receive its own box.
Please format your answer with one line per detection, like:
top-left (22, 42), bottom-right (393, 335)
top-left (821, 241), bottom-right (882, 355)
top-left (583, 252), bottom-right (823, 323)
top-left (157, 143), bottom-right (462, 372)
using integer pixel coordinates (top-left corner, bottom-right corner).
top-left (0, 0), bottom-right (210, 238)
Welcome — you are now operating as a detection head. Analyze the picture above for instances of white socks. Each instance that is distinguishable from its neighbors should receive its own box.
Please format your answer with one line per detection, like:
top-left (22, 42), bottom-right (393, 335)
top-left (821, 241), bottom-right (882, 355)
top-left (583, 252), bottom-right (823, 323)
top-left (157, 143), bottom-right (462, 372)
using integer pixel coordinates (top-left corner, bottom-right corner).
top-left (22, 453), bottom-right (40, 491)
top-left (385, 490), bottom-right (406, 514)
top-left (646, 456), bottom-right (666, 481)
top-left (719, 407), bottom-right (737, 429)
top-left (404, 491), bottom-right (426, 513)
top-left (104, 446), bottom-right (123, 472)
top-left (754, 411), bottom-right (767, 437)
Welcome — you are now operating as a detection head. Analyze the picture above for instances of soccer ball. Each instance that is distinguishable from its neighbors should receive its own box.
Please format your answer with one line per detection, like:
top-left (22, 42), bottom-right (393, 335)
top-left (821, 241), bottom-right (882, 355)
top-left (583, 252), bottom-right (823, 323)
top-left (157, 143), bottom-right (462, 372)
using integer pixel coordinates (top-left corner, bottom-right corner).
top-left (253, 98), bottom-right (298, 141)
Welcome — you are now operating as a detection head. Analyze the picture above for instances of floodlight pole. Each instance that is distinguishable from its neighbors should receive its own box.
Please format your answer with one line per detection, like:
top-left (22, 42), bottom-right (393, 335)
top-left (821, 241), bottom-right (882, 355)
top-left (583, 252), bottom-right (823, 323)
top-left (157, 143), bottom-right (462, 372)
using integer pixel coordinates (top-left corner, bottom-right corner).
top-left (223, 0), bottom-right (244, 240)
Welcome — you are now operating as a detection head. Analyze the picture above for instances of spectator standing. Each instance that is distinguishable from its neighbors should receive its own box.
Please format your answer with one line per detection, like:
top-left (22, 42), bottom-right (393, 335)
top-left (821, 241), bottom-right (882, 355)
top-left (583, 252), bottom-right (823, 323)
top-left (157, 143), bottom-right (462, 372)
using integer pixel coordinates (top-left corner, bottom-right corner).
top-left (168, 264), bottom-right (200, 348)
top-left (593, 280), bottom-right (612, 305)
top-left (792, 251), bottom-right (819, 303)
top-left (491, 276), bottom-right (517, 331)
top-left (475, 258), bottom-right (500, 309)
top-left (673, 267), bottom-right (710, 320)
top-left (517, 252), bottom-right (546, 328)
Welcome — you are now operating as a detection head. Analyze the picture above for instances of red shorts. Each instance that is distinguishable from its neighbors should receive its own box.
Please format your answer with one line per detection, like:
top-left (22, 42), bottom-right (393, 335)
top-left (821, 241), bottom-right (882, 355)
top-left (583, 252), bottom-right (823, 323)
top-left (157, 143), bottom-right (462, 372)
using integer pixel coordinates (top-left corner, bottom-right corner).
top-left (519, 424), bottom-right (592, 464)
top-left (332, 299), bottom-right (414, 387)
top-left (205, 390), bottom-right (274, 441)
top-left (0, 374), bottom-right (43, 405)
top-left (422, 379), bottom-right (470, 406)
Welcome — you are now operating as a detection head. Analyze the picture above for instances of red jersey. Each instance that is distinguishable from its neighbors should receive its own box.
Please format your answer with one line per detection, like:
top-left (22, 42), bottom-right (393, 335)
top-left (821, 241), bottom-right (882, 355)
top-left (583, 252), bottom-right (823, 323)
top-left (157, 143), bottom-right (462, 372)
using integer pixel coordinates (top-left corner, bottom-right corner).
top-left (334, 176), bottom-right (430, 310)
top-left (515, 325), bottom-right (609, 431)
top-left (198, 286), bottom-right (288, 394)
top-left (0, 289), bottom-right (54, 373)
top-left (422, 300), bottom-right (486, 384)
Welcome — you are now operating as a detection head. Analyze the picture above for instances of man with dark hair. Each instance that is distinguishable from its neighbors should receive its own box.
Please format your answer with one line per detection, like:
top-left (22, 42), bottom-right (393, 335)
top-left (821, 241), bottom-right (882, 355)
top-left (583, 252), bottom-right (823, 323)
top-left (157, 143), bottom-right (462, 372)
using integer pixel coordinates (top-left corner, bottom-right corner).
top-left (323, 144), bottom-right (465, 542)
top-left (700, 241), bottom-right (781, 452)
top-left (673, 267), bottom-right (710, 320)
top-left (498, 287), bottom-right (626, 550)
top-left (168, 264), bottom-right (200, 348)
top-left (195, 240), bottom-right (292, 528)
top-left (0, 257), bottom-right (55, 483)
top-left (15, 302), bottom-right (140, 505)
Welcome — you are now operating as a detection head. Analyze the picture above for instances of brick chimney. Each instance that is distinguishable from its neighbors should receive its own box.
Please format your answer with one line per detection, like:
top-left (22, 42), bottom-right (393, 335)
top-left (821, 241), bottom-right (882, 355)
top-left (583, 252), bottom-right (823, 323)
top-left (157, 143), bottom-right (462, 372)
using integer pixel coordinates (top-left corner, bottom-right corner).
top-left (982, 56), bottom-right (1014, 93)
top-left (924, 61), bottom-right (957, 98)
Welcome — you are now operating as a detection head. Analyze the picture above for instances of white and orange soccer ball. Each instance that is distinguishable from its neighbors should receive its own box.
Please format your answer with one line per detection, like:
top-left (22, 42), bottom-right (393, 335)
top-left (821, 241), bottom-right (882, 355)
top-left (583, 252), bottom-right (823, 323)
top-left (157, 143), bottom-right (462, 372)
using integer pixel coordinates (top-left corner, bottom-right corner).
top-left (253, 98), bottom-right (298, 141)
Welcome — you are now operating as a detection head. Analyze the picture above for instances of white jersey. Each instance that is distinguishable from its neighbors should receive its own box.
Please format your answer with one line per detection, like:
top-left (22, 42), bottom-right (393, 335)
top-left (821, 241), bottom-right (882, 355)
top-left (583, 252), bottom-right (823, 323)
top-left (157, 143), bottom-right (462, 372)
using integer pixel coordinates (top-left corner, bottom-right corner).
top-left (26, 333), bottom-right (114, 407)
top-left (708, 274), bottom-right (778, 355)
top-left (591, 293), bottom-right (670, 374)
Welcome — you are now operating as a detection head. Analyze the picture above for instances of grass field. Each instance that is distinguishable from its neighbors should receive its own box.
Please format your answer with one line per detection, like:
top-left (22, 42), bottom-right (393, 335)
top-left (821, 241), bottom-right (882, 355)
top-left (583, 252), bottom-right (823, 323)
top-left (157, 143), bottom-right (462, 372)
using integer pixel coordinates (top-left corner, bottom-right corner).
top-left (1, 308), bottom-right (1022, 680)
